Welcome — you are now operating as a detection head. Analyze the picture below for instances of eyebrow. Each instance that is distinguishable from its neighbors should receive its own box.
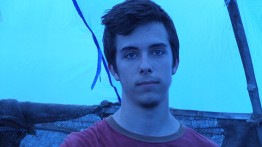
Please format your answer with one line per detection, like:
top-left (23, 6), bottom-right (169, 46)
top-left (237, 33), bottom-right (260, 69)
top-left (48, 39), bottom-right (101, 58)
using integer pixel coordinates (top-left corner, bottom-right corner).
top-left (149, 43), bottom-right (167, 49)
top-left (120, 43), bottom-right (167, 52)
top-left (120, 46), bottom-right (138, 52)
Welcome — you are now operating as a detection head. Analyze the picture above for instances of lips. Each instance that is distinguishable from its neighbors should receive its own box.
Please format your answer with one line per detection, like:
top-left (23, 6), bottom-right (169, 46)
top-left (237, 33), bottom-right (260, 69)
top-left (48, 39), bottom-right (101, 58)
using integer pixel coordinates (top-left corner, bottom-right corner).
top-left (136, 80), bottom-right (159, 86)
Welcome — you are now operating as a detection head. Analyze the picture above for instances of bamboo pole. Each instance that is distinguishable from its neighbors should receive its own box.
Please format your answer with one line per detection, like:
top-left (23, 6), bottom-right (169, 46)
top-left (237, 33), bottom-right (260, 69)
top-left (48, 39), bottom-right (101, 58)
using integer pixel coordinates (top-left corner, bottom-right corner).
top-left (225, 1), bottom-right (262, 145)
top-left (225, 0), bottom-right (262, 115)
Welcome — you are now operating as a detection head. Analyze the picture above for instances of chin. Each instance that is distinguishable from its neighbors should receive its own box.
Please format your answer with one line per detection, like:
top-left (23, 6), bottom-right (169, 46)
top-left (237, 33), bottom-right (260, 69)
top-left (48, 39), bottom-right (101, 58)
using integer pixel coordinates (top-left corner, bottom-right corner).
top-left (138, 98), bottom-right (161, 109)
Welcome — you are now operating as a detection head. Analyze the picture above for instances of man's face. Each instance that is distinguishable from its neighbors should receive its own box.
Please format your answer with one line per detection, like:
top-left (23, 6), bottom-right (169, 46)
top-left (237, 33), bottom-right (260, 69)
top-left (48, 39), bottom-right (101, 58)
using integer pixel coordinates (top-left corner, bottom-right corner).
top-left (110, 22), bottom-right (178, 108)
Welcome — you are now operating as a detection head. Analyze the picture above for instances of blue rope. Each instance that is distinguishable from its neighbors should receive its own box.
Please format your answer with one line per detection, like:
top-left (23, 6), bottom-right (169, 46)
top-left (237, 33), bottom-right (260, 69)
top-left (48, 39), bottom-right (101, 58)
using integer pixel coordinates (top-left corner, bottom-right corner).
top-left (72, 0), bottom-right (121, 102)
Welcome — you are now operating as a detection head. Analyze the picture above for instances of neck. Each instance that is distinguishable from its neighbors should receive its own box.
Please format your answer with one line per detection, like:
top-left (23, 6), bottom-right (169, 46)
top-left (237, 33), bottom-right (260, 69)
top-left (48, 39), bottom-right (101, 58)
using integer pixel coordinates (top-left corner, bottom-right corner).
top-left (113, 95), bottom-right (180, 136)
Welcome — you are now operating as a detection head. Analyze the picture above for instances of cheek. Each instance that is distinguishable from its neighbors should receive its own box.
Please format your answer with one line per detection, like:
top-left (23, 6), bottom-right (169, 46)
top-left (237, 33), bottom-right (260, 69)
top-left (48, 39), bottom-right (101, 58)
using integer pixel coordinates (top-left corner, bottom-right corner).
top-left (117, 64), bottom-right (134, 80)
top-left (157, 60), bottom-right (173, 73)
top-left (117, 59), bottom-right (139, 74)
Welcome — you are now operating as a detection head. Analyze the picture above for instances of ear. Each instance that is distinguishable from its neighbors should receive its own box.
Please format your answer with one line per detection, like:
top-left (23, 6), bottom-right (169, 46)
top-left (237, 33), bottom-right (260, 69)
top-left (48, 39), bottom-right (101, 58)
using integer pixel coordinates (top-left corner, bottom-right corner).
top-left (108, 64), bottom-right (120, 81)
top-left (172, 59), bottom-right (179, 75)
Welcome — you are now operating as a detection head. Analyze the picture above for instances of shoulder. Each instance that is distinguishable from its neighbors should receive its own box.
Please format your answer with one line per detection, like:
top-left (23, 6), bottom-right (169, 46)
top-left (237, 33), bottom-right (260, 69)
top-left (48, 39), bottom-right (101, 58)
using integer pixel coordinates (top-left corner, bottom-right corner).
top-left (60, 119), bottom-right (108, 147)
top-left (180, 126), bottom-right (219, 147)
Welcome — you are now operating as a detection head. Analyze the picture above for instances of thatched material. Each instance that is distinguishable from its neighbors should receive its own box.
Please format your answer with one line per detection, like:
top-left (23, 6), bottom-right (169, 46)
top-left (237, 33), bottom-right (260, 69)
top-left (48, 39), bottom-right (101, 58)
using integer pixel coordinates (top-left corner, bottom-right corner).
top-left (0, 99), bottom-right (261, 146)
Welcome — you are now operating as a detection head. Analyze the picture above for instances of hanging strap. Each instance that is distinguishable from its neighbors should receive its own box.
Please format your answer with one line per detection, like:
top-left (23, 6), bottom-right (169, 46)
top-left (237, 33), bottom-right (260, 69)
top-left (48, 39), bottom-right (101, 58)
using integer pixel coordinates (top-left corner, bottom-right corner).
top-left (72, 0), bottom-right (121, 102)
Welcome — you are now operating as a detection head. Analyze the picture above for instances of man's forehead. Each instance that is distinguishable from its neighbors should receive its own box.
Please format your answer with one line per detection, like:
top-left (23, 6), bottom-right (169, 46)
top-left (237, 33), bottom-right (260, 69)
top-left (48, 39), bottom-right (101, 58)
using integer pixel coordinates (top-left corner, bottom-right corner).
top-left (115, 22), bottom-right (169, 51)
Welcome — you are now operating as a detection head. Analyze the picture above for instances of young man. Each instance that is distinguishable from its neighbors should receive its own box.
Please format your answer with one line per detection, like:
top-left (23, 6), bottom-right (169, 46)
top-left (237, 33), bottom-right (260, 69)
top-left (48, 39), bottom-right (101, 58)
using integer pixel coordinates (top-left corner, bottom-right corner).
top-left (61, 0), bottom-right (218, 146)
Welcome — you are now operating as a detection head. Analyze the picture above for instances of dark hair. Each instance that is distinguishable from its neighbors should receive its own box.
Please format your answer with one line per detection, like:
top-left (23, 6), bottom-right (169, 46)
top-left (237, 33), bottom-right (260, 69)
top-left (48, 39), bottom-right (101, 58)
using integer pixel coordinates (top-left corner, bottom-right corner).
top-left (102, 0), bottom-right (179, 71)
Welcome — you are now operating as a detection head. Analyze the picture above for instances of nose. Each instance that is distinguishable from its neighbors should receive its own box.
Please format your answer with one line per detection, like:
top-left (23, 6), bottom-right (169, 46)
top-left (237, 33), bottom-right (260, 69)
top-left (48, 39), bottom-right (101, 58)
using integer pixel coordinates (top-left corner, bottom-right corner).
top-left (139, 57), bottom-right (152, 75)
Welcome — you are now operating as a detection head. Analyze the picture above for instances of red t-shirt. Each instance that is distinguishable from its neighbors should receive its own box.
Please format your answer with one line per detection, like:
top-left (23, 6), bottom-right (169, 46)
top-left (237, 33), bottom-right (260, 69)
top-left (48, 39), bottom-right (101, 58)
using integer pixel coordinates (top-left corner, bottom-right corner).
top-left (60, 116), bottom-right (219, 147)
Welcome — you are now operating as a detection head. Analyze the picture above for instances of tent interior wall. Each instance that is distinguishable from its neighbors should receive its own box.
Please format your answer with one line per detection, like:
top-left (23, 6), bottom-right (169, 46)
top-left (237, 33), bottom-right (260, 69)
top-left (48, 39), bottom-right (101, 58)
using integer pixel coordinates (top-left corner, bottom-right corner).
top-left (0, 0), bottom-right (261, 112)
top-left (0, 0), bottom-right (262, 146)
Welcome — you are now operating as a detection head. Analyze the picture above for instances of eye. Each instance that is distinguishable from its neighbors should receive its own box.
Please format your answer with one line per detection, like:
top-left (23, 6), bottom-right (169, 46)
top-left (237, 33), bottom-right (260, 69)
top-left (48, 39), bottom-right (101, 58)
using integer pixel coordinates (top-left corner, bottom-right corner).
top-left (152, 49), bottom-right (164, 56)
top-left (124, 52), bottom-right (137, 59)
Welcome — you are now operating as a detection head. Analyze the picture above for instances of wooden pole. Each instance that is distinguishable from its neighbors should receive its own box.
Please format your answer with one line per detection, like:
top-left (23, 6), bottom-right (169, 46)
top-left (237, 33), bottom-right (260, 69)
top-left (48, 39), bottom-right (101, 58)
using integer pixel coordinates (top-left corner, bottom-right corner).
top-left (225, 1), bottom-right (262, 146)
top-left (225, 0), bottom-right (262, 116)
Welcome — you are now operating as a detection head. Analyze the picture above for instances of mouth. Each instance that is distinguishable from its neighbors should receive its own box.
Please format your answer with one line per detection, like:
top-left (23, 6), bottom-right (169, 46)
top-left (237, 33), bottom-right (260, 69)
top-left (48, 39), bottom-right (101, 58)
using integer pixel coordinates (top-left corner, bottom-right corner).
top-left (136, 80), bottom-right (159, 86)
